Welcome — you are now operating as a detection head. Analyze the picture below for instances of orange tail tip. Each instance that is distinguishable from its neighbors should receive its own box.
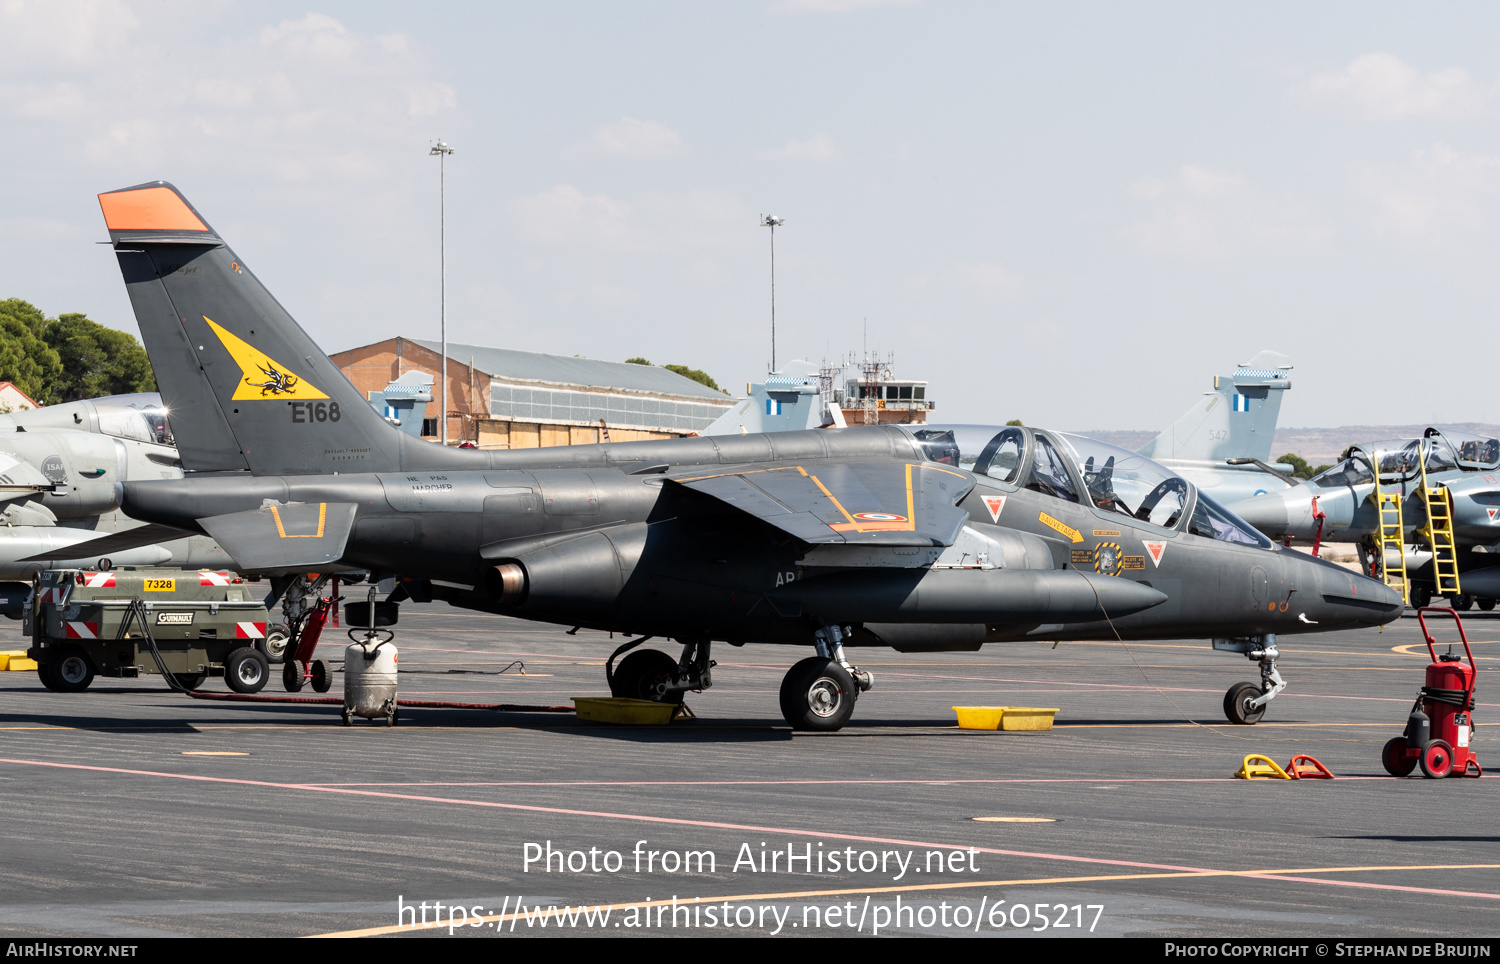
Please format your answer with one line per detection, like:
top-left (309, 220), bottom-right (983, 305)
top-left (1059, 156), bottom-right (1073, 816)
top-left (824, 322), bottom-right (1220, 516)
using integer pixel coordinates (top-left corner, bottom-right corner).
top-left (98, 185), bottom-right (208, 232)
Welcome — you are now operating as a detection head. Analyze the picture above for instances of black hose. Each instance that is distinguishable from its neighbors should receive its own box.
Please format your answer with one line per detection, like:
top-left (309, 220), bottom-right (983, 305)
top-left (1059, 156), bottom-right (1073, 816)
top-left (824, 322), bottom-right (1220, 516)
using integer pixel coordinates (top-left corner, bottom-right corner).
top-left (1422, 686), bottom-right (1475, 710)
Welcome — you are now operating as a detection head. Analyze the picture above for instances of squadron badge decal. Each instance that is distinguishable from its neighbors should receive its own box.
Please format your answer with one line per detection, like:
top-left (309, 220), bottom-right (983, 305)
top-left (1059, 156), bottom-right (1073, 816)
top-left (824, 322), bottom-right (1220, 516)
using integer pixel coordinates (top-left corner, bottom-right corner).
top-left (204, 316), bottom-right (329, 401)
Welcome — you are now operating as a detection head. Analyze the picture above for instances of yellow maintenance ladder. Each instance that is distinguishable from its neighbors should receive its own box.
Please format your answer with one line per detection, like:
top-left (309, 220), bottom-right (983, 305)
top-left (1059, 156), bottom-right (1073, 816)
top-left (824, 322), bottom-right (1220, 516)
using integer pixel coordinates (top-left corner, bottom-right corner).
top-left (1417, 453), bottom-right (1462, 598)
top-left (1372, 457), bottom-right (1410, 605)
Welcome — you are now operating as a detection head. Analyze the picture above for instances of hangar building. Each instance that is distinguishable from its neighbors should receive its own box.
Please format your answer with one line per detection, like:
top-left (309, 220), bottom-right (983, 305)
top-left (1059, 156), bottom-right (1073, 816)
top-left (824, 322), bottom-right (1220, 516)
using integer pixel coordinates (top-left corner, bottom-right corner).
top-left (330, 337), bottom-right (733, 449)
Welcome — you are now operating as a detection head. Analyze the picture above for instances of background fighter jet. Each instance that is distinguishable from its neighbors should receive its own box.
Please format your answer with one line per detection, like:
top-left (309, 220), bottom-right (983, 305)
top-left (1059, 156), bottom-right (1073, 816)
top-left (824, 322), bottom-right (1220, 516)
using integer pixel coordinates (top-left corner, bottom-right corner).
top-left (0, 394), bottom-right (233, 615)
top-left (1136, 350), bottom-right (1296, 506)
top-left (83, 181), bottom-right (1403, 729)
top-left (1236, 427), bottom-right (1500, 609)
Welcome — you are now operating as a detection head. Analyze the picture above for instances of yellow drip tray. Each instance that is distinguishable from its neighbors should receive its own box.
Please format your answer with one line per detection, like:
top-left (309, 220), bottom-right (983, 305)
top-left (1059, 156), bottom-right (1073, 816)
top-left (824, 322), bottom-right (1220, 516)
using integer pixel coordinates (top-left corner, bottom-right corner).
top-left (573, 697), bottom-right (680, 726)
top-left (953, 706), bottom-right (1059, 731)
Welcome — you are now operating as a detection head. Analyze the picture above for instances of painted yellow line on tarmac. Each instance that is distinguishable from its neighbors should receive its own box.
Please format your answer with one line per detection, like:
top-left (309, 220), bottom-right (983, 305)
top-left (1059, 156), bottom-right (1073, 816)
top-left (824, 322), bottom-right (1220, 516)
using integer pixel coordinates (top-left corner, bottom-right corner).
top-left (308, 861), bottom-right (1500, 937)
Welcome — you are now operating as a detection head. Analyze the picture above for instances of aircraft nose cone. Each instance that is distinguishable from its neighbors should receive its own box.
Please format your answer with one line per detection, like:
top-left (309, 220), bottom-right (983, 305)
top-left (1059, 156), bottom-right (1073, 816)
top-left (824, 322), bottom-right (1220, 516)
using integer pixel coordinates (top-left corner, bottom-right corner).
top-left (1312, 565), bottom-right (1405, 626)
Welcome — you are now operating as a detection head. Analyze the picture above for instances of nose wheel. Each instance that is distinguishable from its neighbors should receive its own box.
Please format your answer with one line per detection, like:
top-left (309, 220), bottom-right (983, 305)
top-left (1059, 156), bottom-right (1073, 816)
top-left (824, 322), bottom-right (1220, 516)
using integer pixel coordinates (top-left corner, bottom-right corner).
top-left (1214, 635), bottom-right (1285, 725)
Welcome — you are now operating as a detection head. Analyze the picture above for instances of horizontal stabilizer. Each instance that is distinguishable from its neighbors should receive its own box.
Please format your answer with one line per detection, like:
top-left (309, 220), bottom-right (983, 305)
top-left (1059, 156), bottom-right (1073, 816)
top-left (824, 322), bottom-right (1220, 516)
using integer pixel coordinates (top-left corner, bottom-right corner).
top-left (672, 460), bottom-right (974, 547)
top-left (19, 523), bottom-right (196, 562)
top-left (198, 502), bottom-right (357, 575)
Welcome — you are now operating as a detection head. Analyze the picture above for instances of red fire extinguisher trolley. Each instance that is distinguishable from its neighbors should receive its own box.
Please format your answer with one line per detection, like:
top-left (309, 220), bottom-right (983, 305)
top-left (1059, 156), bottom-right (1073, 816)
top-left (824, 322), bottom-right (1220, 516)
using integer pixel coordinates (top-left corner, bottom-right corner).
top-left (1382, 608), bottom-right (1483, 778)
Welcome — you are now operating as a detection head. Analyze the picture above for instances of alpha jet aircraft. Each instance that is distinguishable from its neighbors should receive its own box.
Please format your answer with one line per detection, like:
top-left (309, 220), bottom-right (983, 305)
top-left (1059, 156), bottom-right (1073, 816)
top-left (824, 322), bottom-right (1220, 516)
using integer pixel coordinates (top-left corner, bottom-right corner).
top-left (1236, 427), bottom-right (1500, 608)
top-left (79, 181), bottom-right (1404, 729)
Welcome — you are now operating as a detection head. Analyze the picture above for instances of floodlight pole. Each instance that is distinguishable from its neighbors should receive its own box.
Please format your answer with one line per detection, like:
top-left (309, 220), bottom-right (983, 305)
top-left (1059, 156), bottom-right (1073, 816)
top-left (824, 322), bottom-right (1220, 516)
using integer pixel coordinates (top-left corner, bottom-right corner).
top-left (761, 215), bottom-right (785, 373)
top-left (430, 138), bottom-right (455, 444)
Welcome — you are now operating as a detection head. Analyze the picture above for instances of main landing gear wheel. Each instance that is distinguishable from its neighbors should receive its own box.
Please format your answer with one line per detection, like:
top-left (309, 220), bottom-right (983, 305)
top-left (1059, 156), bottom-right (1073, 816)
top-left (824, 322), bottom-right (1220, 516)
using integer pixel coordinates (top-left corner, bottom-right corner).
top-left (1410, 585), bottom-right (1433, 609)
top-left (225, 647), bottom-right (269, 694)
top-left (1420, 739), bottom-right (1454, 779)
top-left (1453, 594), bottom-right (1475, 612)
top-left (1223, 681), bottom-right (1266, 725)
top-left (310, 659), bottom-right (333, 693)
top-left (611, 649), bottom-right (681, 703)
top-left (1382, 736), bottom-right (1417, 777)
top-left (50, 646), bottom-right (96, 693)
top-left (780, 657), bottom-right (857, 732)
top-left (1480, 598), bottom-right (1497, 612)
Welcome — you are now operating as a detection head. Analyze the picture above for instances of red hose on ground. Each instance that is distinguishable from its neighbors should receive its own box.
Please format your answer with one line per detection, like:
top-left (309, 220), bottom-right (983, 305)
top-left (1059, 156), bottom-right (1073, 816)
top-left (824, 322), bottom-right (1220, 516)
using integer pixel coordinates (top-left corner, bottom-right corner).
top-left (185, 691), bottom-right (573, 712)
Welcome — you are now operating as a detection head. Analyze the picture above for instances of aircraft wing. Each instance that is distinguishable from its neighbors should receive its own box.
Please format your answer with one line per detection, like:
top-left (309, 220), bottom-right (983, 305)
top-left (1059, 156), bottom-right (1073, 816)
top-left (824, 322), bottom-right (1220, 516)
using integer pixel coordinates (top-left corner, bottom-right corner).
top-left (670, 461), bottom-right (973, 547)
top-left (197, 502), bottom-right (358, 575)
top-left (18, 522), bottom-right (197, 562)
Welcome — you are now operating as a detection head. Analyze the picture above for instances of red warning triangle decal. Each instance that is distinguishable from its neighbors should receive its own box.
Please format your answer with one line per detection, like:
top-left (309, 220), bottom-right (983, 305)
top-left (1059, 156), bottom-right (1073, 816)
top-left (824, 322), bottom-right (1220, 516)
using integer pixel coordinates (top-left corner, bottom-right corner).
top-left (1489, 507), bottom-right (1498, 522)
top-left (982, 495), bottom-right (1006, 523)
top-left (1142, 540), bottom-right (1167, 567)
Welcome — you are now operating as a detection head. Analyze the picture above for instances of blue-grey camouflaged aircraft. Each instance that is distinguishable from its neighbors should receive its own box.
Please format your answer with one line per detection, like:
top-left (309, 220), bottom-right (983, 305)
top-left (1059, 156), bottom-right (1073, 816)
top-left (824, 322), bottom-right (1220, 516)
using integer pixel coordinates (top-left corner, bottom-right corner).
top-left (1236, 427), bottom-right (1500, 609)
top-left (75, 181), bottom-right (1404, 729)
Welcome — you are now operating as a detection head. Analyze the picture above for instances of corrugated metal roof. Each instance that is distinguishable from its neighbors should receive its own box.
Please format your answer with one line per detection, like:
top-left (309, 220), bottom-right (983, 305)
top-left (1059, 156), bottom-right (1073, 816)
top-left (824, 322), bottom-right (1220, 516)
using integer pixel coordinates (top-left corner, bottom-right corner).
top-left (410, 340), bottom-right (729, 401)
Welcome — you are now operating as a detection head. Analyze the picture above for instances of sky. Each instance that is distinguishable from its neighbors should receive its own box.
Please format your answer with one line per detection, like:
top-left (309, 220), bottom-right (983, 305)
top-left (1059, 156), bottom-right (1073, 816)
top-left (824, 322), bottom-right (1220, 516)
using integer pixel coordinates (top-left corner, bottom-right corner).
top-left (3, 0), bottom-right (1499, 431)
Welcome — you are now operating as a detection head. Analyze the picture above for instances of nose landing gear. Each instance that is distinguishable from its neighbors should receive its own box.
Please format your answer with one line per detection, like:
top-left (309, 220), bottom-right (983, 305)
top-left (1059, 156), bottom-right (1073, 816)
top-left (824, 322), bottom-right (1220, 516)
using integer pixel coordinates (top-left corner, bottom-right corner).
top-left (1214, 634), bottom-right (1285, 725)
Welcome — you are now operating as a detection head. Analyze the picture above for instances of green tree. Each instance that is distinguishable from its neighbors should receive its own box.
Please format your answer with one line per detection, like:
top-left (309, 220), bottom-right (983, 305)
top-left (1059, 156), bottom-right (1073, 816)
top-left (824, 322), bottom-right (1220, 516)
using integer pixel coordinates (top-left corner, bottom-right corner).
top-left (0, 299), bottom-right (63, 405)
top-left (1276, 453), bottom-right (1333, 480)
top-left (40, 312), bottom-right (155, 402)
top-left (663, 364), bottom-right (724, 394)
top-left (1006, 419), bottom-right (1023, 427)
top-left (624, 357), bottom-right (652, 366)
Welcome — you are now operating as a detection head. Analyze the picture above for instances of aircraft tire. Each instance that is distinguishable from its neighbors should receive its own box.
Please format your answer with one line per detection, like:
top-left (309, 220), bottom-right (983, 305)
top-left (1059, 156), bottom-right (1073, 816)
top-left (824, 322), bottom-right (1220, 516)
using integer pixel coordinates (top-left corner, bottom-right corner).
top-left (1453, 594), bottom-right (1475, 612)
top-left (310, 659), bottom-right (333, 693)
top-left (1411, 585), bottom-right (1433, 609)
top-left (611, 650), bottom-right (682, 703)
top-left (50, 647), bottom-right (95, 693)
top-left (1420, 739), bottom-right (1453, 779)
top-left (225, 647), bottom-right (269, 694)
top-left (260, 624), bottom-right (291, 664)
top-left (780, 657), bottom-right (857, 732)
top-left (1480, 598), bottom-right (1497, 612)
top-left (172, 673), bottom-right (207, 692)
top-left (1382, 736), bottom-right (1417, 777)
top-left (1222, 681), bottom-right (1265, 725)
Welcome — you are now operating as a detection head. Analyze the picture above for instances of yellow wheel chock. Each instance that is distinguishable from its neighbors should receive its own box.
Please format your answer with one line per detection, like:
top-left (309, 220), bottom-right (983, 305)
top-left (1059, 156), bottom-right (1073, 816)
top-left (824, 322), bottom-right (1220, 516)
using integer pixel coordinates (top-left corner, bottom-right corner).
top-left (1235, 754), bottom-right (1291, 780)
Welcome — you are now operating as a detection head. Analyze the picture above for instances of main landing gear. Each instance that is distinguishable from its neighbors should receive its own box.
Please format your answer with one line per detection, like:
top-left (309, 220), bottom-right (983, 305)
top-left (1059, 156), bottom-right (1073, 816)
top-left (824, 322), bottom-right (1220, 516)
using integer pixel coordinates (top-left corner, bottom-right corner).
top-left (779, 625), bottom-right (874, 732)
top-left (1214, 634), bottom-right (1285, 725)
top-left (607, 637), bottom-right (714, 704)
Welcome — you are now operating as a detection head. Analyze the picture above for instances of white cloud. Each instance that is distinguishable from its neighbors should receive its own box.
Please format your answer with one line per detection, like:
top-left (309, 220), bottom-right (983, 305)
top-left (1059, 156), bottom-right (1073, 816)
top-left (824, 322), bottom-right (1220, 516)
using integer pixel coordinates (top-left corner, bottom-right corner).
top-left (0, 9), bottom-right (458, 185)
top-left (1296, 52), bottom-right (1491, 120)
top-left (907, 262), bottom-right (1023, 300)
top-left (514, 185), bottom-right (747, 254)
top-left (771, 0), bottom-right (918, 13)
top-left (516, 185), bottom-right (637, 249)
top-left (757, 132), bottom-right (840, 162)
top-left (1355, 143), bottom-right (1500, 248)
top-left (1121, 165), bottom-right (1334, 260)
top-left (590, 117), bottom-right (683, 158)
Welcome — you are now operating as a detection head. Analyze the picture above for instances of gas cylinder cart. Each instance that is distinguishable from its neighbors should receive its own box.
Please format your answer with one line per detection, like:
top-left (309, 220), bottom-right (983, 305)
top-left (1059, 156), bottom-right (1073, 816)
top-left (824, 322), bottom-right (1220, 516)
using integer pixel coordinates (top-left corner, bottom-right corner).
top-left (340, 589), bottom-right (399, 726)
top-left (24, 567), bottom-right (274, 694)
top-left (1382, 607), bottom-right (1483, 779)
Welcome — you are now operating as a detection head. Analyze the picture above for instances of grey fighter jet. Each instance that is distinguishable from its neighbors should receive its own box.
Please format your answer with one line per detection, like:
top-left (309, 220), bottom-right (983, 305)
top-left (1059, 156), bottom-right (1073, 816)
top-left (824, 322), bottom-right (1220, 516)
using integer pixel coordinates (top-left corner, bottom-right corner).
top-left (78, 181), bottom-right (1403, 728)
top-left (0, 393), bottom-right (233, 613)
top-left (1236, 427), bottom-right (1500, 608)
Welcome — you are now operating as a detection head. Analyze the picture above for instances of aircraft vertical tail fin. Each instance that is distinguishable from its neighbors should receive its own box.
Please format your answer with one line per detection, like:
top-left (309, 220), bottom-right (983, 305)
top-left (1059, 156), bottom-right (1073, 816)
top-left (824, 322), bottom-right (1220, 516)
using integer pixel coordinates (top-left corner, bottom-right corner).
top-left (99, 182), bottom-right (471, 476)
top-left (1136, 350), bottom-right (1291, 464)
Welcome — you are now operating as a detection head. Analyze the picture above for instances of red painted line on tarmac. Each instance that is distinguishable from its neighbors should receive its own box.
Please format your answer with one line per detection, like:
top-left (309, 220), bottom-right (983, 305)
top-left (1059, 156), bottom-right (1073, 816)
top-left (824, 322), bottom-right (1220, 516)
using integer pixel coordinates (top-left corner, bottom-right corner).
top-left (306, 775), bottom-right (1449, 787)
top-left (2, 755), bottom-right (1496, 902)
